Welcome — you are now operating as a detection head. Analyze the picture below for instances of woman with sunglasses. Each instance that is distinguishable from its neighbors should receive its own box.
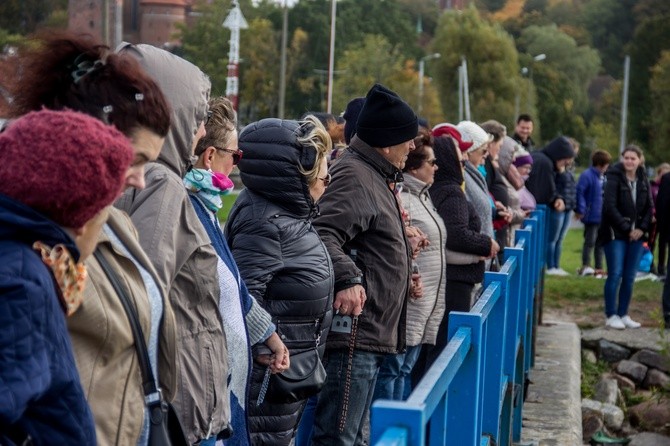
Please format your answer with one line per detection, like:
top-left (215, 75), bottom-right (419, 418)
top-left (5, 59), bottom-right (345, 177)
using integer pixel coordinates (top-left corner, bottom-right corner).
top-left (186, 97), bottom-right (289, 446)
top-left (224, 116), bottom-right (334, 445)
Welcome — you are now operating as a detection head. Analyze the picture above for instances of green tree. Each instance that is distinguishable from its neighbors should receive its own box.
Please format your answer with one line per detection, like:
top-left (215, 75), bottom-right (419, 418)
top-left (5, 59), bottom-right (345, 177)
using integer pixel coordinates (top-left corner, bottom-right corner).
top-left (177, 0), bottom-right (230, 96)
top-left (649, 51), bottom-right (670, 163)
top-left (627, 0), bottom-right (670, 157)
top-left (519, 24), bottom-right (600, 115)
top-left (0, 0), bottom-right (66, 34)
top-left (238, 17), bottom-right (280, 122)
top-left (579, 0), bottom-right (636, 77)
top-left (431, 7), bottom-right (522, 127)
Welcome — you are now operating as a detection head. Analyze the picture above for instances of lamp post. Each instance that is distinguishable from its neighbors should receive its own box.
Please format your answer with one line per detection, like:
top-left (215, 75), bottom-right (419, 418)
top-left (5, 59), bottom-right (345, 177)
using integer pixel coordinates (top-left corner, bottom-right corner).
top-left (521, 53), bottom-right (546, 112)
top-left (418, 53), bottom-right (440, 115)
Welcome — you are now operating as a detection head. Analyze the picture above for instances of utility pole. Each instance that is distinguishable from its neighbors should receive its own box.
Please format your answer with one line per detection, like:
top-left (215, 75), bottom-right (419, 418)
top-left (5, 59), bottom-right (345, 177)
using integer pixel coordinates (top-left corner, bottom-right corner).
top-left (620, 55), bottom-right (630, 154)
top-left (223, 1), bottom-right (248, 112)
top-left (326, 0), bottom-right (337, 113)
top-left (418, 53), bottom-right (440, 115)
top-left (278, 1), bottom-right (288, 118)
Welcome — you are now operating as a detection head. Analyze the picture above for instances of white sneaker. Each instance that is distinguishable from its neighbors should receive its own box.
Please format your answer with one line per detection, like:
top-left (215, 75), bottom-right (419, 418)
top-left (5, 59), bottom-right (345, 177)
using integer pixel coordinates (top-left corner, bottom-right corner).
top-left (555, 268), bottom-right (569, 276)
top-left (606, 315), bottom-right (625, 330)
top-left (546, 268), bottom-right (560, 276)
top-left (580, 266), bottom-right (595, 276)
top-left (620, 315), bottom-right (641, 328)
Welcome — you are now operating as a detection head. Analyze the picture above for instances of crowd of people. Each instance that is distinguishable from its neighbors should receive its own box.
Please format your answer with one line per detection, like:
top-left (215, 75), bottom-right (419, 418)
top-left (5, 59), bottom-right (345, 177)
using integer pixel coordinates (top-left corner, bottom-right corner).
top-left (1, 30), bottom-right (669, 446)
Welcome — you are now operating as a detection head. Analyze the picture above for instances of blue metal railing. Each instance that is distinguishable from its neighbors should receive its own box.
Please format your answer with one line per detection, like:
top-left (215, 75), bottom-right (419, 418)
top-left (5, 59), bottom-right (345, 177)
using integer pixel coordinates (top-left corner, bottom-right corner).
top-left (371, 205), bottom-right (547, 446)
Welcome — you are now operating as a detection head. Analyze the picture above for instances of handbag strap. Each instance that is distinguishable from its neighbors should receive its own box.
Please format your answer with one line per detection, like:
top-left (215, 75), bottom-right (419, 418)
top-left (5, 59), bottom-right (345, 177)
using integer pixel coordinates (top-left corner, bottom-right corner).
top-left (94, 250), bottom-right (159, 400)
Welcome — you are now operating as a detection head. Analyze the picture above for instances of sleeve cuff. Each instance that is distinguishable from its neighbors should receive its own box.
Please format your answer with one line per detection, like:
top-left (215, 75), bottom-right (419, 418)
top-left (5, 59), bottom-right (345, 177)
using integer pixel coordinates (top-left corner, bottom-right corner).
top-left (245, 298), bottom-right (275, 345)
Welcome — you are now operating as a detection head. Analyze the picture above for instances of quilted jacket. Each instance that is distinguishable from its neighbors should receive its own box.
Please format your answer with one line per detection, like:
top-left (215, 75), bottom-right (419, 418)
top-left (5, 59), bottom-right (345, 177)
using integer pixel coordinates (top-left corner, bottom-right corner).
top-left (0, 193), bottom-right (96, 445)
top-left (225, 119), bottom-right (334, 445)
top-left (400, 174), bottom-right (447, 347)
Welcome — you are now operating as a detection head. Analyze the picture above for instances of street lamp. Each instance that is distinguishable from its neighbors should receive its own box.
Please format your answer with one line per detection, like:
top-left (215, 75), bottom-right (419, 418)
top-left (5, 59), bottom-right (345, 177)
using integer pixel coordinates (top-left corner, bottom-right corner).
top-left (418, 53), bottom-right (440, 115)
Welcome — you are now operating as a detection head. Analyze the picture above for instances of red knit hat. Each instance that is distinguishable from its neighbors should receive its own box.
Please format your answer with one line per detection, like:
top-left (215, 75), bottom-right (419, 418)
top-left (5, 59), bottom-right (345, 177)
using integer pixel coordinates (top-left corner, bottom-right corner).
top-left (0, 109), bottom-right (134, 228)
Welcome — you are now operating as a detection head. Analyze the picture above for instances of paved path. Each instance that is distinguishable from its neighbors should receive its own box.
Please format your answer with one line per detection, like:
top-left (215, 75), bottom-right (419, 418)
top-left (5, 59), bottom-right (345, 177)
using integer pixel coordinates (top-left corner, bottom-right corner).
top-left (520, 319), bottom-right (583, 446)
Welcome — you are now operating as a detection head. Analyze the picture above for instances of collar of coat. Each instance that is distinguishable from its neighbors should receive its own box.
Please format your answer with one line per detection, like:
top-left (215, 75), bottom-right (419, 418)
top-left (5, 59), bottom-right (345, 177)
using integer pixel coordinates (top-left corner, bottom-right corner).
top-left (348, 135), bottom-right (404, 185)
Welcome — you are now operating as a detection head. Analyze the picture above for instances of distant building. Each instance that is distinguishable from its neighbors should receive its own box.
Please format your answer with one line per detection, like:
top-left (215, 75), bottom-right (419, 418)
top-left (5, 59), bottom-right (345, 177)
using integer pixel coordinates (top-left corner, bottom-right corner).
top-left (68, 0), bottom-right (193, 48)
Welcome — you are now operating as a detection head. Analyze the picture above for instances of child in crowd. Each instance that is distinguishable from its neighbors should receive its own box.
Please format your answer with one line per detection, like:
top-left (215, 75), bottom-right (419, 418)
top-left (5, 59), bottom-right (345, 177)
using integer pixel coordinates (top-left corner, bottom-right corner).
top-left (575, 150), bottom-right (612, 276)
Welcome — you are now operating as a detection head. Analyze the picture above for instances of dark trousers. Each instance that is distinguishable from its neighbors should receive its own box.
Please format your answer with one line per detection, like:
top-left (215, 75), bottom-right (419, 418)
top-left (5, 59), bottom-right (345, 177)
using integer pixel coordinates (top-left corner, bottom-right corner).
top-left (425, 280), bottom-right (474, 369)
top-left (582, 223), bottom-right (603, 269)
top-left (658, 231), bottom-right (669, 276)
top-left (663, 277), bottom-right (670, 326)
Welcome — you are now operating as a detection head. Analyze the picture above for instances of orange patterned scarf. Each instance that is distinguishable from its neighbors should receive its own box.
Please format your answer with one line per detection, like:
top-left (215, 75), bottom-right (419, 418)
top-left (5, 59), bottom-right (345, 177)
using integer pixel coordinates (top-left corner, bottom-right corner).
top-left (33, 241), bottom-right (87, 316)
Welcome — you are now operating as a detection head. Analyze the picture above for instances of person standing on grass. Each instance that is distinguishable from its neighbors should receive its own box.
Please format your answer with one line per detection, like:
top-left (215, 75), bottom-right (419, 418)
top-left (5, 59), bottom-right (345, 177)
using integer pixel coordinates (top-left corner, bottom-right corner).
top-left (598, 145), bottom-right (653, 330)
top-left (656, 171), bottom-right (670, 325)
top-left (525, 136), bottom-right (575, 275)
top-left (575, 150), bottom-right (611, 276)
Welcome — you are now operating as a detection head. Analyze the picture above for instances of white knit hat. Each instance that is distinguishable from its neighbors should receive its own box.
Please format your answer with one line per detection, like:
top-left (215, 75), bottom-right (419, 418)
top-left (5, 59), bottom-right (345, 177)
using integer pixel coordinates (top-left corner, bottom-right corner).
top-left (457, 121), bottom-right (493, 153)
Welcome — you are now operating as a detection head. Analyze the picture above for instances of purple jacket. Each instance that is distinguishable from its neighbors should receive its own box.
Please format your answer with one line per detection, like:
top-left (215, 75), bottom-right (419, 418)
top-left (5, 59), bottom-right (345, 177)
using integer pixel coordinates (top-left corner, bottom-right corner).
top-left (576, 166), bottom-right (604, 225)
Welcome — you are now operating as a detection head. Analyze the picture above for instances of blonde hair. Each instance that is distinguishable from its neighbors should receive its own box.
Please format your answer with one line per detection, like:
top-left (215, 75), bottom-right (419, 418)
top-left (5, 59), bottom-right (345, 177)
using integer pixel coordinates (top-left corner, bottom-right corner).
top-left (297, 115), bottom-right (332, 185)
top-left (195, 96), bottom-right (237, 156)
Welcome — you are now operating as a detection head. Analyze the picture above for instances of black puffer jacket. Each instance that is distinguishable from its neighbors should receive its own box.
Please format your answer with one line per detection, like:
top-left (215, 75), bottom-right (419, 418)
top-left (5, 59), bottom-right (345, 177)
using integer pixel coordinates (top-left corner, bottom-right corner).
top-left (225, 119), bottom-right (334, 446)
top-left (597, 162), bottom-right (653, 245)
top-left (430, 136), bottom-right (491, 284)
top-left (525, 136), bottom-right (575, 206)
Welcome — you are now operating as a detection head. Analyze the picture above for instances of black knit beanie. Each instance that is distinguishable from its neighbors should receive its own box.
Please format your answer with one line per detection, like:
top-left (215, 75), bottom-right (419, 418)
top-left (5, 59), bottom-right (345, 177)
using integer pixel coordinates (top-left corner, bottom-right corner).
top-left (355, 83), bottom-right (418, 148)
top-left (343, 97), bottom-right (365, 144)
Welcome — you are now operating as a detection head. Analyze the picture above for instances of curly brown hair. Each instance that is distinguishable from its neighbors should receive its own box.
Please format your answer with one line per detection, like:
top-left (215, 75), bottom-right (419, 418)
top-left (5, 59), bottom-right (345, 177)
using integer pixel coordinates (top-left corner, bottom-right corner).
top-left (7, 30), bottom-right (170, 138)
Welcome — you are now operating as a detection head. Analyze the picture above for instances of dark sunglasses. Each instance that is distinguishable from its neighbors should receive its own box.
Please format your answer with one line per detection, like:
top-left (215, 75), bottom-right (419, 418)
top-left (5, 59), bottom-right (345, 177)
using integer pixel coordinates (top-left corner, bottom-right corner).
top-left (319, 173), bottom-right (332, 187)
top-left (215, 147), bottom-right (243, 165)
top-left (426, 158), bottom-right (437, 166)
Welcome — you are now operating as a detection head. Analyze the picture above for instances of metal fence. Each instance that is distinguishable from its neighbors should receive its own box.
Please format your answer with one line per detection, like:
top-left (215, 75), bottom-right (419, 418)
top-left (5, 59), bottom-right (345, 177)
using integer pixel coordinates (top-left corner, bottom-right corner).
top-left (371, 205), bottom-right (547, 446)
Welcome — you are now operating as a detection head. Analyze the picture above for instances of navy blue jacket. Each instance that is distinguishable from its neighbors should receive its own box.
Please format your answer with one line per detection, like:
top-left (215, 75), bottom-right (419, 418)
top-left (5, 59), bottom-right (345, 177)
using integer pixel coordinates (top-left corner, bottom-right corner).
top-left (576, 166), bottom-right (605, 224)
top-left (0, 194), bottom-right (95, 445)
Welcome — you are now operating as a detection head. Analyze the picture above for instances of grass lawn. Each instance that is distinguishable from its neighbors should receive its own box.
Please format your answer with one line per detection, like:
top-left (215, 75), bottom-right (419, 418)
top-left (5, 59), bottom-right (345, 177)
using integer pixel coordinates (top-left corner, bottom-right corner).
top-left (216, 192), bottom-right (239, 223)
top-left (543, 227), bottom-right (665, 329)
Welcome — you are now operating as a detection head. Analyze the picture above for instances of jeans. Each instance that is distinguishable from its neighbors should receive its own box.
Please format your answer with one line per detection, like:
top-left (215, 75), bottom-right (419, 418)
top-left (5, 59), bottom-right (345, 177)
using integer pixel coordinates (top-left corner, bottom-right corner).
top-left (311, 349), bottom-right (386, 446)
top-left (372, 344), bottom-right (422, 402)
top-left (547, 210), bottom-right (572, 269)
top-left (582, 223), bottom-right (603, 269)
top-left (603, 239), bottom-right (644, 317)
top-left (294, 395), bottom-right (317, 446)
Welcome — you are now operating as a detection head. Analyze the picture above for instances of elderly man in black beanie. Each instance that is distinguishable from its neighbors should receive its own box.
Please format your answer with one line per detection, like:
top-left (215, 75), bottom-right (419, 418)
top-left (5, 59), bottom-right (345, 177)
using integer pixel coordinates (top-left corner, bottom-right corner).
top-left (311, 83), bottom-right (417, 445)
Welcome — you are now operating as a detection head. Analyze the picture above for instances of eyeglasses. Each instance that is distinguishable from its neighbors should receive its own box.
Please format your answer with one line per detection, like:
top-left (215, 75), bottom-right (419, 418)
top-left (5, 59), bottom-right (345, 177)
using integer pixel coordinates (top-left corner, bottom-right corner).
top-left (215, 147), bottom-right (243, 165)
top-left (426, 158), bottom-right (437, 166)
top-left (319, 173), bottom-right (332, 187)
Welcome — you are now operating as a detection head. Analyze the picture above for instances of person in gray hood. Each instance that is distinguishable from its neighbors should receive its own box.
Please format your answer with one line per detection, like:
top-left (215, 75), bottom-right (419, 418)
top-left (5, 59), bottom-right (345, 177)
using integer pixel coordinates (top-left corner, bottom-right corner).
top-left (115, 43), bottom-right (231, 444)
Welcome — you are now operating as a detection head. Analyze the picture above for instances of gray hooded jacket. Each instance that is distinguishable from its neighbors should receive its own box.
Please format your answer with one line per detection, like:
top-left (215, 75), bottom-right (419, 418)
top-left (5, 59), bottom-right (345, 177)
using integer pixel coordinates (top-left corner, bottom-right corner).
top-left (115, 43), bottom-right (230, 443)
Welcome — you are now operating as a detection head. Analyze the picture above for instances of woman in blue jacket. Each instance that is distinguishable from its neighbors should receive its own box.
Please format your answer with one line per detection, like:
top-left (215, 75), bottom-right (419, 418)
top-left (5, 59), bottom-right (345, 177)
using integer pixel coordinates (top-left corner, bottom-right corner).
top-left (575, 150), bottom-right (611, 276)
top-left (184, 97), bottom-right (290, 446)
top-left (0, 109), bottom-right (133, 445)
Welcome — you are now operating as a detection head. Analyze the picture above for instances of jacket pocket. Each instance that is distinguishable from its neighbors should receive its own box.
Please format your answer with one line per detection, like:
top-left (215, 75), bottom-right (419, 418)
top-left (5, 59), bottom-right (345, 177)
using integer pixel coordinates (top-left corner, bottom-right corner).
top-left (177, 328), bottom-right (225, 441)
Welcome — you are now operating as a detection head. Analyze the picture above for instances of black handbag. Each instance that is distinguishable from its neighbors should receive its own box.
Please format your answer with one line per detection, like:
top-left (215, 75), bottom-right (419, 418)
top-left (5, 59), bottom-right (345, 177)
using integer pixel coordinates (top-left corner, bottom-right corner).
top-left (265, 346), bottom-right (327, 403)
top-left (94, 251), bottom-right (188, 446)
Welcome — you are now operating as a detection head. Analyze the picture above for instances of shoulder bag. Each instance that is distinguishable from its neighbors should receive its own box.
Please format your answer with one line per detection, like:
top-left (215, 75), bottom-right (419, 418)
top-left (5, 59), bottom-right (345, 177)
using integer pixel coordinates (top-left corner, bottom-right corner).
top-left (94, 251), bottom-right (187, 446)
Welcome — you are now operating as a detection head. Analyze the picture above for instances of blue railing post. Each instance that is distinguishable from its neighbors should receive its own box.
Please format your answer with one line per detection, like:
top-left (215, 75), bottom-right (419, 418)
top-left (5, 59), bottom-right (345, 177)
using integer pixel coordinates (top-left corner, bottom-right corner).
top-left (446, 312), bottom-right (483, 446)
top-left (371, 209), bottom-right (546, 446)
